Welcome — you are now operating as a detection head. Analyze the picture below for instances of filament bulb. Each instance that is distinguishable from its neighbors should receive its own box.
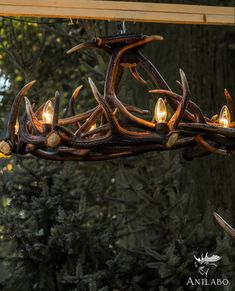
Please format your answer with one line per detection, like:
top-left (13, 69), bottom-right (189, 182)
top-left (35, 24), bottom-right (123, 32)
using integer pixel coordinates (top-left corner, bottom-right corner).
top-left (219, 105), bottom-right (230, 128)
top-left (86, 119), bottom-right (96, 131)
top-left (15, 119), bottom-right (19, 134)
top-left (42, 100), bottom-right (54, 124)
top-left (154, 98), bottom-right (167, 123)
top-left (90, 123), bottom-right (96, 131)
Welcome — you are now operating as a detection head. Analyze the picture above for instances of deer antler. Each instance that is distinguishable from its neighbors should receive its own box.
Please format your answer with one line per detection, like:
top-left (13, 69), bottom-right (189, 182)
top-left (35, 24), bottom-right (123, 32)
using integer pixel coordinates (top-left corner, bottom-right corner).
top-left (0, 32), bottom-right (234, 161)
top-left (213, 212), bottom-right (235, 240)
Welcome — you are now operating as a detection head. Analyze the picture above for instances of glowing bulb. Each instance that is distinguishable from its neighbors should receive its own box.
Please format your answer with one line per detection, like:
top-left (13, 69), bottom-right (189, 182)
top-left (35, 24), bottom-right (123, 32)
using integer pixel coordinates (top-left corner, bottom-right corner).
top-left (90, 124), bottom-right (96, 131)
top-left (15, 119), bottom-right (19, 134)
top-left (86, 119), bottom-right (96, 131)
top-left (219, 105), bottom-right (230, 128)
top-left (154, 98), bottom-right (167, 123)
top-left (42, 100), bottom-right (54, 124)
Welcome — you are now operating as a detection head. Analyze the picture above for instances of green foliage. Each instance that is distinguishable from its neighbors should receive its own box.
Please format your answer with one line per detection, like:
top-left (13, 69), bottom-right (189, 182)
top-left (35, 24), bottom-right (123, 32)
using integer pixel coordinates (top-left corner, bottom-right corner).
top-left (0, 17), bottom-right (106, 134)
top-left (0, 158), bottom-right (120, 290)
top-left (0, 154), bottom-right (234, 290)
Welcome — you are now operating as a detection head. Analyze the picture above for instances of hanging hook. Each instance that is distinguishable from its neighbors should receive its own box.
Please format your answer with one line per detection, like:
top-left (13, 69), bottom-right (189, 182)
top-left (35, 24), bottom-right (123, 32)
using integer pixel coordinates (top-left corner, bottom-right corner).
top-left (122, 21), bottom-right (126, 33)
top-left (118, 21), bottom-right (127, 34)
top-left (68, 17), bottom-right (74, 25)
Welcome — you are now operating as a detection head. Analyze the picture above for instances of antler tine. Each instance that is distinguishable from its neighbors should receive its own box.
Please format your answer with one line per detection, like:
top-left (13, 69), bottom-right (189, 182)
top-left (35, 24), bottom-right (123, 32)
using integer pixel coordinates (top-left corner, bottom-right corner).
top-left (7, 80), bottom-right (36, 142)
top-left (111, 92), bottom-right (155, 131)
top-left (66, 42), bottom-right (111, 55)
top-left (128, 35), bottom-right (163, 49)
top-left (187, 100), bottom-right (206, 124)
top-left (75, 107), bottom-right (102, 137)
top-left (68, 85), bottom-right (83, 129)
top-left (59, 106), bottom-right (98, 126)
top-left (20, 113), bottom-right (45, 145)
top-left (224, 88), bottom-right (234, 121)
top-left (194, 255), bottom-right (200, 261)
top-left (136, 51), bottom-right (171, 92)
top-left (74, 70), bottom-right (117, 137)
top-left (52, 91), bottom-right (60, 129)
top-left (69, 85), bottom-right (83, 116)
top-left (81, 124), bottom-right (110, 138)
top-left (213, 212), bottom-right (235, 240)
top-left (175, 79), bottom-right (205, 124)
top-left (67, 42), bottom-right (94, 54)
top-left (24, 97), bottom-right (43, 133)
top-left (73, 79), bottom-right (105, 137)
top-left (176, 79), bottom-right (183, 91)
top-left (129, 67), bottom-right (147, 84)
top-left (125, 104), bottom-right (150, 115)
top-left (88, 77), bottom-right (120, 135)
top-left (167, 69), bottom-right (190, 131)
top-left (194, 135), bottom-right (228, 156)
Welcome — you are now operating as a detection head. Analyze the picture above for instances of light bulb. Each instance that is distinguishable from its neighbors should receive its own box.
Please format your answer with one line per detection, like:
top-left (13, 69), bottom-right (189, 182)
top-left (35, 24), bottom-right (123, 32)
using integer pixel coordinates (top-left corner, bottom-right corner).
top-left (42, 100), bottom-right (54, 124)
top-left (86, 119), bottom-right (96, 131)
top-left (154, 98), bottom-right (167, 123)
top-left (219, 105), bottom-right (230, 128)
top-left (90, 124), bottom-right (96, 131)
top-left (15, 119), bottom-right (19, 134)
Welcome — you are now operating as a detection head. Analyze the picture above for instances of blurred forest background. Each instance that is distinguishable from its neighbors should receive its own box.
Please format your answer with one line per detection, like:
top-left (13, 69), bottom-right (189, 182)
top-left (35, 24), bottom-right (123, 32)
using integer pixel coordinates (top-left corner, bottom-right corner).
top-left (0, 0), bottom-right (235, 290)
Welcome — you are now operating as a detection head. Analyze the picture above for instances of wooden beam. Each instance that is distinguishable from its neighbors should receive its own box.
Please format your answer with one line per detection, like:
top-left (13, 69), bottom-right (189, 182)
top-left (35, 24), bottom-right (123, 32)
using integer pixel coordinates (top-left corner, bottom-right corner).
top-left (0, 0), bottom-right (234, 26)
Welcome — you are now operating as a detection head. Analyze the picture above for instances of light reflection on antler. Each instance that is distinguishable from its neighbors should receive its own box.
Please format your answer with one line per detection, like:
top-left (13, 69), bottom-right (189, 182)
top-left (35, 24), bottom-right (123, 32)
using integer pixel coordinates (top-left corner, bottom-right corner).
top-left (0, 32), bottom-right (234, 161)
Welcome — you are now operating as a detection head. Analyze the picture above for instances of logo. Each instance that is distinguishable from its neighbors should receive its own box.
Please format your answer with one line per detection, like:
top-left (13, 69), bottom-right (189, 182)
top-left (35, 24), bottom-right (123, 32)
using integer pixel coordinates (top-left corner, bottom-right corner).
top-left (194, 253), bottom-right (221, 277)
top-left (186, 252), bottom-right (230, 286)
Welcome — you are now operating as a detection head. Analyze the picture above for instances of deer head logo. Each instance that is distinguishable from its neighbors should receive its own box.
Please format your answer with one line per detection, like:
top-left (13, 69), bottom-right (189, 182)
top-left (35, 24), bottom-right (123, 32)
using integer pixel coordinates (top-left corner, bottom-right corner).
top-left (194, 253), bottom-right (221, 277)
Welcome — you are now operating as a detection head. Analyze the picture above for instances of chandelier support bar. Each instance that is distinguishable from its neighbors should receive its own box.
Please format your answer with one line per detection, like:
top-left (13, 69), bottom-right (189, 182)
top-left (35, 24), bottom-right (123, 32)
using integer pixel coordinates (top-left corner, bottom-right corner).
top-left (0, 1), bottom-right (234, 26)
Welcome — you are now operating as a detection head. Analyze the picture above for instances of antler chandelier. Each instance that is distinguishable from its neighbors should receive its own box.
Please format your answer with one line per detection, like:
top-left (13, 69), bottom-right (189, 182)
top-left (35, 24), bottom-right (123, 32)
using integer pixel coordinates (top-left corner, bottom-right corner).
top-left (0, 32), bottom-right (234, 161)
